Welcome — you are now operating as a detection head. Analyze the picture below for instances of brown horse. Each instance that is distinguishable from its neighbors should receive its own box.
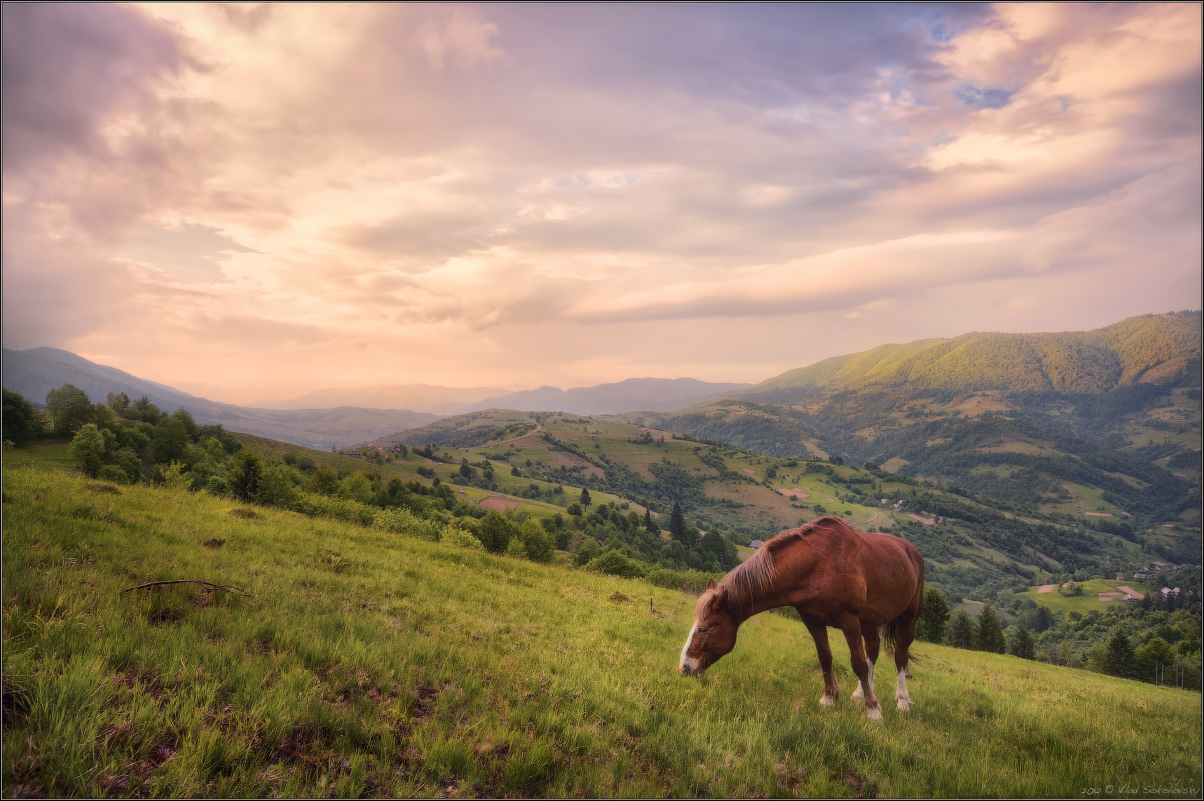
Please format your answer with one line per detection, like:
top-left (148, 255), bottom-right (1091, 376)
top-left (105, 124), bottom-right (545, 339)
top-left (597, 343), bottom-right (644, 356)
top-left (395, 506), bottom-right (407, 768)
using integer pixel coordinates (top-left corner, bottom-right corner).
top-left (679, 516), bottom-right (924, 721)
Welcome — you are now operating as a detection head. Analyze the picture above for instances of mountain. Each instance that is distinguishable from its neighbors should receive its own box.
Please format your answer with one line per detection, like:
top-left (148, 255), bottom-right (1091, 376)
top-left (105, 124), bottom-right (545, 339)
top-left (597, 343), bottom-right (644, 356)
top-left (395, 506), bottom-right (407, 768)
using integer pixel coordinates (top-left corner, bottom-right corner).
top-left (465, 377), bottom-right (752, 416)
top-left (734, 312), bottom-right (1202, 403)
top-left (1, 347), bottom-right (440, 450)
top-left (627, 313), bottom-right (1202, 527)
top-left (249, 383), bottom-right (509, 414)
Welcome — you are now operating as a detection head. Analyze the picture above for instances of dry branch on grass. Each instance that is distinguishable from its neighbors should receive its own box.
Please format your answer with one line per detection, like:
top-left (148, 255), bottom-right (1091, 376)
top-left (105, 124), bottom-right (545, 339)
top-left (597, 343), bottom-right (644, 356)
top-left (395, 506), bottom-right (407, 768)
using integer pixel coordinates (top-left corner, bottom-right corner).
top-left (120, 579), bottom-right (253, 598)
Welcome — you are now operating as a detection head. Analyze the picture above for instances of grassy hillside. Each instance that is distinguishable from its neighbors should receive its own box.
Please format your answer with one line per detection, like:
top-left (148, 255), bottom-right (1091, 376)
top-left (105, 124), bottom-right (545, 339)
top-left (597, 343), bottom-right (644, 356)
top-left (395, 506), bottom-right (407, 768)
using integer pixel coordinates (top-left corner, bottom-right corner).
top-left (378, 410), bottom-right (1171, 601)
top-left (3, 460), bottom-right (1200, 797)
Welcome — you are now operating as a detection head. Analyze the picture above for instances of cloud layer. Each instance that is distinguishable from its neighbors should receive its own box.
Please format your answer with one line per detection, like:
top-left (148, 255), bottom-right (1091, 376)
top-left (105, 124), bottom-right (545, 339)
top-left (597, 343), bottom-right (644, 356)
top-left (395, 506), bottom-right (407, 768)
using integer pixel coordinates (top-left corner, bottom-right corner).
top-left (3, 2), bottom-right (1199, 403)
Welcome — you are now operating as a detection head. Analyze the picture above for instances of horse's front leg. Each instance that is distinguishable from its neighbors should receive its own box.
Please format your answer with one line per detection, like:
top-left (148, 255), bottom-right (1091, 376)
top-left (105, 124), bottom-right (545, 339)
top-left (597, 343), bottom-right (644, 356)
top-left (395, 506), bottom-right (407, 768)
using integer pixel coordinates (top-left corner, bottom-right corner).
top-left (840, 619), bottom-right (882, 721)
top-left (803, 618), bottom-right (839, 708)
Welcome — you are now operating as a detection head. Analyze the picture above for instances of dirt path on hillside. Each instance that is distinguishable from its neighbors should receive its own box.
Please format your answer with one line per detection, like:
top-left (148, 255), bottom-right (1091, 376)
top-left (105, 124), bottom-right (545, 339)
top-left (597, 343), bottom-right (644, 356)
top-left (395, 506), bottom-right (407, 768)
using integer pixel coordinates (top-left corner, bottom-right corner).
top-left (491, 425), bottom-right (543, 446)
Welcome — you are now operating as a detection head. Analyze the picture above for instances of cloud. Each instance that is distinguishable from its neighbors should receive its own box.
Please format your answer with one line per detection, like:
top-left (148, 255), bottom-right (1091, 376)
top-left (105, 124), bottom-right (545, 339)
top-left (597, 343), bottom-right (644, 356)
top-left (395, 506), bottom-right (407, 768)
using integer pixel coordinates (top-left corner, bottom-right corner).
top-left (1, 3), bottom-right (1198, 400)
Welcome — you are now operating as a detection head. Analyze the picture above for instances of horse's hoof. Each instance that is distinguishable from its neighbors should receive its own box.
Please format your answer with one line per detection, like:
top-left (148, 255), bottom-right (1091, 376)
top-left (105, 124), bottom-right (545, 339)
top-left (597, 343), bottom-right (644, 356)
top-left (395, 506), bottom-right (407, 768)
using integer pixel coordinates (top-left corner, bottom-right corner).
top-left (897, 698), bottom-right (911, 712)
top-left (819, 694), bottom-right (835, 708)
top-left (867, 707), bottom-right (884, 722)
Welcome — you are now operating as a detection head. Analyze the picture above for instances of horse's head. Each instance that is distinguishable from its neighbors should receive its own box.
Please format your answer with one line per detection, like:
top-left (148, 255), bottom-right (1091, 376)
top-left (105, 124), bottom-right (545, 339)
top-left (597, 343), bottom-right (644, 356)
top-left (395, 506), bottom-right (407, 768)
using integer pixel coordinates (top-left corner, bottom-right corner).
top-left (679, 578), bottom-right (739, 676)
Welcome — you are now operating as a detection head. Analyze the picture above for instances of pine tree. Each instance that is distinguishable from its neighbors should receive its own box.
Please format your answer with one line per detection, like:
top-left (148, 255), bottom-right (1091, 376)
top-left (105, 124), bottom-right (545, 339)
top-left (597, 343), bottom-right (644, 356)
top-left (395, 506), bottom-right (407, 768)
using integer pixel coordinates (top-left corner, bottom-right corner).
top-left (948, 610), bottom-right (976, 648)
top-left (644, 508), bottom-right (659, 534)
top-left (580, 488), bottom-right (592, 508)
top-left (916, 587), bottom-right (950, 643)
top-left (669, 503), bottom-right (689, 544)
top-left (1009, 624), bottom-right (1035, 660)
top-left (1099, 628), bottom-right (1137, 679)
top-left (974, 603), bottom-right (1006, 654)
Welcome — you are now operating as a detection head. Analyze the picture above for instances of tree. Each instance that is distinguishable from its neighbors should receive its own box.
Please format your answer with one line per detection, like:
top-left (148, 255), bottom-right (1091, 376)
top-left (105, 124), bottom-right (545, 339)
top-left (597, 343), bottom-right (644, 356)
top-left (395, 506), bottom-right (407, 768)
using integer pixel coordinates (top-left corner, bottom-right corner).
top-left (106, 392), bottom-right (131, 413)
top-left (580, 488), bottom-right (592, 508)
top-left (125, 395), bottom-right (165, 424)
top-left (45, 384), bottom-right (93, 435)
top-left (228, 451), bottom-right (262, 501)
top-left (69, 423), bottom-right (108, 478)
top-left (518, 519), bottom-right (554, 563)
top-left (1135, 636), bottom-right (1175, 685)
top-left (948, 610), bottom-right (976, 648)
top-left (974, 603), bottom-right (1006, 653)
top-left (644, 508), bottom-right (659, 534)
top-left (152, 415), bottom-right (191, 465)
top-left (306, 465), bottom-right (340, 496)
top-left (669, 503), bottom-right (689, 544)
top-left (477, 512), bottom-right (516, 554)
top-left (2, 388), bottom-right (43, 445)
top-left (1008, 624), bottom-right (1035, 660)
top-left (1093, 628), bottom-right (1137, 679)
top-left (917, 587), bottom-right (950, 643)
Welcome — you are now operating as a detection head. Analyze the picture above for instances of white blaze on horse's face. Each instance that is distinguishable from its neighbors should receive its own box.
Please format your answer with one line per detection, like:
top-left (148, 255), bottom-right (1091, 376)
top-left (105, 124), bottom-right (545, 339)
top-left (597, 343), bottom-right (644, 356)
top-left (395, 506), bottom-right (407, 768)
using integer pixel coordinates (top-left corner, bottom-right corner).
top-left (680, 583), bottom-right (738, 676)
top-left (680, 622), bottom-right (700, 674)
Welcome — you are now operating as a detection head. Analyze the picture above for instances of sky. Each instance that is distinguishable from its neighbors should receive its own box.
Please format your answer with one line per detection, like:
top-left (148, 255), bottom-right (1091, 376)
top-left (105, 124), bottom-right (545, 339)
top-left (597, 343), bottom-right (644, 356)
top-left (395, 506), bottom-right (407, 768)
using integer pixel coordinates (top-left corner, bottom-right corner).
top-left (2, 2), bottom-right (1201, 406)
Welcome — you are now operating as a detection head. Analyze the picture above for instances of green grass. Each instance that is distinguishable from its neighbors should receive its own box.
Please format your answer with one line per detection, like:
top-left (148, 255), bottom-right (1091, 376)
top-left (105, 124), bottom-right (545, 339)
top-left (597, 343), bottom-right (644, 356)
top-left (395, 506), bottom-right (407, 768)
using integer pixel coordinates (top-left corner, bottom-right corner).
top-left (1015, 580), bottom-right (1152, 615)
top-left (4, 460), bottom-right (1200, 797)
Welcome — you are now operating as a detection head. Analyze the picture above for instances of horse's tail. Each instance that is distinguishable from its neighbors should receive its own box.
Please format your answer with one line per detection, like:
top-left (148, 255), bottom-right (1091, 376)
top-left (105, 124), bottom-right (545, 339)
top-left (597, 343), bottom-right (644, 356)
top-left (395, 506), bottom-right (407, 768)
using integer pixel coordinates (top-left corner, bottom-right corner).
top-left (883, 619), bottom-right (903, 657)
top-left (884, 549), bottom-right (926, 661)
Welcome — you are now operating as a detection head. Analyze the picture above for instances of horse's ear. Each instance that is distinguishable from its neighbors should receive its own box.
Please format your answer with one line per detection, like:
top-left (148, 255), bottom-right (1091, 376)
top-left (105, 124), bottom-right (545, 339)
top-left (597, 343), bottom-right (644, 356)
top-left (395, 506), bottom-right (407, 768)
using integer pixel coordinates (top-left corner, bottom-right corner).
top-left (706, 577), bottom-right (716, 591)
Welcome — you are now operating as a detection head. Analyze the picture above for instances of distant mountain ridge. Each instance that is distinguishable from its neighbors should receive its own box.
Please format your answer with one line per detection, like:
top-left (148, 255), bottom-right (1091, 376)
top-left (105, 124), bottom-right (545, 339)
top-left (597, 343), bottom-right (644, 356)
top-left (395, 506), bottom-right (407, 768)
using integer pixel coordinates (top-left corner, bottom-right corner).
top-left (465, 377), bottom-right (753, 416)
top-left (1, 347), bottom-right (440, 450)
top-left (249, 383), bottom-right (511, 415)
top-left (1, 349), bottom-right (749, 446)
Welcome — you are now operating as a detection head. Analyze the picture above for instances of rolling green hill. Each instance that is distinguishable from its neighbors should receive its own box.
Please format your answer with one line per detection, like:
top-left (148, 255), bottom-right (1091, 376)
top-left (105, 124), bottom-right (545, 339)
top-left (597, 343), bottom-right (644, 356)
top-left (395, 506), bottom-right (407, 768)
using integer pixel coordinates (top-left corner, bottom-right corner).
top-left (3, 459), bottom-right (1200, 797)
top-left (631, 313), bottom-right (1201, 536)
top-left (372, 410), bottom-right (1183, 602)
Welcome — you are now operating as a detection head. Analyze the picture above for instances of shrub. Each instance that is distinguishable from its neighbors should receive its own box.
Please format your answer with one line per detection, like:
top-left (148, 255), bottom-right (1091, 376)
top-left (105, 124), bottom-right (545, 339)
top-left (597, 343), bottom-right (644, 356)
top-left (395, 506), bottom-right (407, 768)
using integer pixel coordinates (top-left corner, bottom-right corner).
top-left (205, 476), bottom-right (232, 496)
top-left (373, 507), bottom-right (443, 541)
top-left (585, 550), bottom-right (645, 579)
top-left (297, 492), bottom-right (375, 526)
top-left (96, 464), bottom-right (130, 484)
top-left (441, 526), bottom-right (485, 550)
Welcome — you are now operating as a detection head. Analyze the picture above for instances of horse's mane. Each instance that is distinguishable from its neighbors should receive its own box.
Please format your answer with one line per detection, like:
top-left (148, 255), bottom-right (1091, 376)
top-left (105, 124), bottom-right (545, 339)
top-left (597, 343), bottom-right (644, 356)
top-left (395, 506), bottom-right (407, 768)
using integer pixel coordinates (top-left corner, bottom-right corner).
top-left (718, 516), bottom-right (854, 609)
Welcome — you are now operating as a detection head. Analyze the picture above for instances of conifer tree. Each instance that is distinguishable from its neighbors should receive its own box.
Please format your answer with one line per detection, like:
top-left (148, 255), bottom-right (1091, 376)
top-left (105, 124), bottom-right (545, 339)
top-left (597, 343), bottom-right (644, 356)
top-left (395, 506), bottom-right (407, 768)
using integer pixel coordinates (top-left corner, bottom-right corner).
top-left (1098, 628), bottom-right (1137, 679)
top-left (916, 587), bottom-right (950, 643)
top-left (948, 610), bottom-right (975, 648)
top-left (669, 503), bottom-right (689, 544)
top-left (1009, 624), bottom-right (1035, 660)
top-left (974, 602), bottom-right (1007, 654)
top-left (644, 508), bottom-right (659, 534)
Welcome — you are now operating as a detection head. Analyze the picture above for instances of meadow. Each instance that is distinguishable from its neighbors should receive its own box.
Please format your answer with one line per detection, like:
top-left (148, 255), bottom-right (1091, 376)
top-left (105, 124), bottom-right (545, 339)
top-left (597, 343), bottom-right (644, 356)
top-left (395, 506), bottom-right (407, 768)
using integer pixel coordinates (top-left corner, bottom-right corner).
top-left (3, 458), bottom-right (1201, 798)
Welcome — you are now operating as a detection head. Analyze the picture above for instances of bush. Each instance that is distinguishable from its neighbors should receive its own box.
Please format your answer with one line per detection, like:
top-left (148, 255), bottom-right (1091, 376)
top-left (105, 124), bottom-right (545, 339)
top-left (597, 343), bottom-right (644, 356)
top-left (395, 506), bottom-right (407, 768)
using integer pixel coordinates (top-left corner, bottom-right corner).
top-left (96, 464), bottom-right (130, 484)
top-left (441, 526), bottom-right (485, 551)
top-left (645, 567), bottom-right (713, 594)
top-left (373, 507), bottom-right (443, 541)
top-left (585, 550), bottom-right (646, 579)
top-left (204, 476), bottom-right (232, 496)
top-left (297, 492), bottom-right (375, 526)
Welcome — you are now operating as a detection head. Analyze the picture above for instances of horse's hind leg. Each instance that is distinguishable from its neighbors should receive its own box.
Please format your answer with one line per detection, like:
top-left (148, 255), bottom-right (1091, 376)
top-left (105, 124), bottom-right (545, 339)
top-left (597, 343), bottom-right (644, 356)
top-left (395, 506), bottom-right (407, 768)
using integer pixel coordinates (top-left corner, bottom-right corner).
top-left (851, 623), bottom-right (880, 705)
top-left (840, 618), bottom-right (882, 721)
top-left (893, 615), bottom-right (918, 712)
top-left (803, 618), bottom-right (839, 708)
